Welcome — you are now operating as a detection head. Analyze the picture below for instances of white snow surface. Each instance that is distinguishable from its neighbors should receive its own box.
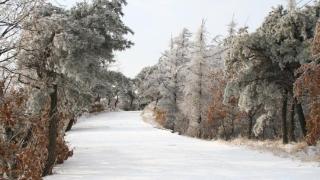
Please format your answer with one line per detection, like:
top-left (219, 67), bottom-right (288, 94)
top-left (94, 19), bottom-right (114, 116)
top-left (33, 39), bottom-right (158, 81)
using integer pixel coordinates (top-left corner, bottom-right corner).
top-left (45, 111), bottom-right (320, 180)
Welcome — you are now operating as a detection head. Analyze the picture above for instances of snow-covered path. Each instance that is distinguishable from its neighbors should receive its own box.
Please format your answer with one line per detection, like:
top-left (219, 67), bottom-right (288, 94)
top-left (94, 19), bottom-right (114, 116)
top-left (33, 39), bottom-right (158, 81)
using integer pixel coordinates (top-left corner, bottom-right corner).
top-left (45, 111), bottom-right (319, 180)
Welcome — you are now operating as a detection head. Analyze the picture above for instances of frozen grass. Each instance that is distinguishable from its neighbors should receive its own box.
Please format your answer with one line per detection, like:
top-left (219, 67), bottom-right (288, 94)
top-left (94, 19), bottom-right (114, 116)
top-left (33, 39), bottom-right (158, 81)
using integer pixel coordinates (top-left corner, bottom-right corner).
top-left (45, 111), bottom-right (320, 180)
top-left (224, 138), bottom-right (320, 163)
top-left (142, 104), bottom-right (320, 164)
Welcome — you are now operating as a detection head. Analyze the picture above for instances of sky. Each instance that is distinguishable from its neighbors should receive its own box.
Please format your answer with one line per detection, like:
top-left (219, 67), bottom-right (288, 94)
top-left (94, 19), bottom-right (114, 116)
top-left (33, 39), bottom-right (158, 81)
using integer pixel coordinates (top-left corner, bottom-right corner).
top-left (52, 0), bottom-right (293, 78)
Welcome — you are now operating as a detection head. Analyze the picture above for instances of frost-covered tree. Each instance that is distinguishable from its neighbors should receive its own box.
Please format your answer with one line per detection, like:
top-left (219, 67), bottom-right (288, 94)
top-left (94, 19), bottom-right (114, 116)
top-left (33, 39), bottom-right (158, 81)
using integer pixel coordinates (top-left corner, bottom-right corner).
top-left (16, 0), bottom-right (133, 174)
top-left (224, 26), bottom-right (284, 139)
top-left (287, 0), bottom-right (296, 12)
top-left (106, 71), bottom-right (135, 110)
top-left (122, 80), bottom-right (138, 110)
top-left (0, 0), bottom-right (42, 105)
top-left (0, 0), bottom-right (41, 69)
top-left (224, 3), bottom-right (320, 143)
top-left (157, 28), bottom-right (192, 130)
top-left (137, 26), bottom-right (224, 135)
top-left (183, 21), bottom-right (212, 137)
top-left (225, 22), bottom-right (294, 142)
top-left (227, 16), bottom-right (237, 37)
top-left (136, 65), bottom-right (161, 109)
top-left (255, 4), bottom-right (319, 143)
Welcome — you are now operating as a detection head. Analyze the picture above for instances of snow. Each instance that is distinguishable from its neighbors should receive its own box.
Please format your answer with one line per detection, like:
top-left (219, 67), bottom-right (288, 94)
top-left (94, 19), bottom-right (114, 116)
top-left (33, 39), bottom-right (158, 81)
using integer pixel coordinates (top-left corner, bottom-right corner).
top-left (45, 111), bottom-right (320, 180)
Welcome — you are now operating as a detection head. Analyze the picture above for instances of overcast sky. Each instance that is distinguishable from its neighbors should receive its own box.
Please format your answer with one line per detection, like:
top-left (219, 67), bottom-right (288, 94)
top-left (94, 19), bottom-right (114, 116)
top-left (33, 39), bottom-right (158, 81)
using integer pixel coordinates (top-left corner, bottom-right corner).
top-left (53, 0), bottom-right (292, 78)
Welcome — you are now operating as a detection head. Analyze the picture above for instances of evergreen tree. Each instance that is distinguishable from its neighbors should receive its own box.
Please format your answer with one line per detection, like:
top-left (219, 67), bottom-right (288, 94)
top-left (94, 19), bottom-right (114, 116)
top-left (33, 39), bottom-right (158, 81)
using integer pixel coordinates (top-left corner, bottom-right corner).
top-left (183, 21), bottom-right (211, 137)
top-left (157, 28), bottom-right (192, 130)
top-left (17, 0), bottom-right (133, 174)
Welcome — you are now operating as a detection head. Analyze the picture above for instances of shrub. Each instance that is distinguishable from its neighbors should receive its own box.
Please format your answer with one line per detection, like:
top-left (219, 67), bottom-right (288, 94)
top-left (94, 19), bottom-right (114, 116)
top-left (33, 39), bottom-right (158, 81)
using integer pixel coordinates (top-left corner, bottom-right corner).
top-left (154, 109), bottom-right (166, 127)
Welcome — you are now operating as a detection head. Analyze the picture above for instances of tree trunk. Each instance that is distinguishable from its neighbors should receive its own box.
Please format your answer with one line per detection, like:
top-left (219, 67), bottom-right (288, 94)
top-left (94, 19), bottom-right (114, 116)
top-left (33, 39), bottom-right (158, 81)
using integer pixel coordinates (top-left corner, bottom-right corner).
top-left (289, 101), bottom-right (296, 142)
top-left (108, 98), bottom-right (111, 106)
top-left (95, 95), bottom-right (101, 102)
top-left (231, 118), bottom-right (235, 138)
top-left (272, 118), bottom-right (278, 137)
top-left (198, 78), bottom-right (202, 124)
top-left (5, 127), bottom-right (13, 141)
top-left (262, 126), bottom-right (266, 140)
top-left (130, 96), bottom-right (134, 110)
top-left (22, 127), bottom-right (33, 148)
top-left (282, 90), bottom-right (289, 144)
top-left (0, 81), bottom-right (4, 100)
top-left (221, 119), bottom-right (228, 141)
top-left (114, 95), bottom-right (119, 109)
top-left (42, 84), bottom-right (58, 176)
top-left (248, 114), bottom-right (253, 139)
top-left (66, 117), bottom-right (75, 132)
top-left (154, 97), bottom-right (159, 111)
top-left (295, 100), bottom-right (307, 137)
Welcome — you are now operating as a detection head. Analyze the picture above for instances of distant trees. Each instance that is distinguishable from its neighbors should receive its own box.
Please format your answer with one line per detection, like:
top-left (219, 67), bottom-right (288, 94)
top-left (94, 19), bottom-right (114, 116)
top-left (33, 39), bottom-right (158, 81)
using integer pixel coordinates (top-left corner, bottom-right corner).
top-left (137, 22), bottom-right (225, 136)
top-left (105, 71), bottom-right (138, 110)
top-left (138, 1), bottom-right (320, 146)
top-left (135, 65), bottom-right (161, 109)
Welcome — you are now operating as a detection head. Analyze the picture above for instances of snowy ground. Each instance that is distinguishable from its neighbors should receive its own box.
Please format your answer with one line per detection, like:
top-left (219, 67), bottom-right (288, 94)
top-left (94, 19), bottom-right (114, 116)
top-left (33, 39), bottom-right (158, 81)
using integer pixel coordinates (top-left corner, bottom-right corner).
top-left (45, 111), bottom-right (320, 180)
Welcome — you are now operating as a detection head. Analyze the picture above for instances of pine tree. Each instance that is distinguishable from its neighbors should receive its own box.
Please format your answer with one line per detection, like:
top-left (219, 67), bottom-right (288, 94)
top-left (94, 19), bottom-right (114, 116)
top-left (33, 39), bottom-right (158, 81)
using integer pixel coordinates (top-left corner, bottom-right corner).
top-left (288, 0), bottom-right (297, 12)
top-left (184, 21), bottom-right (211, 137)
top-left (157, 28), bottom-right (192, 130)
top-left (224, 3), bottom-right (320, 143)
top-left (17, 1), bottom-right (133, 175)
